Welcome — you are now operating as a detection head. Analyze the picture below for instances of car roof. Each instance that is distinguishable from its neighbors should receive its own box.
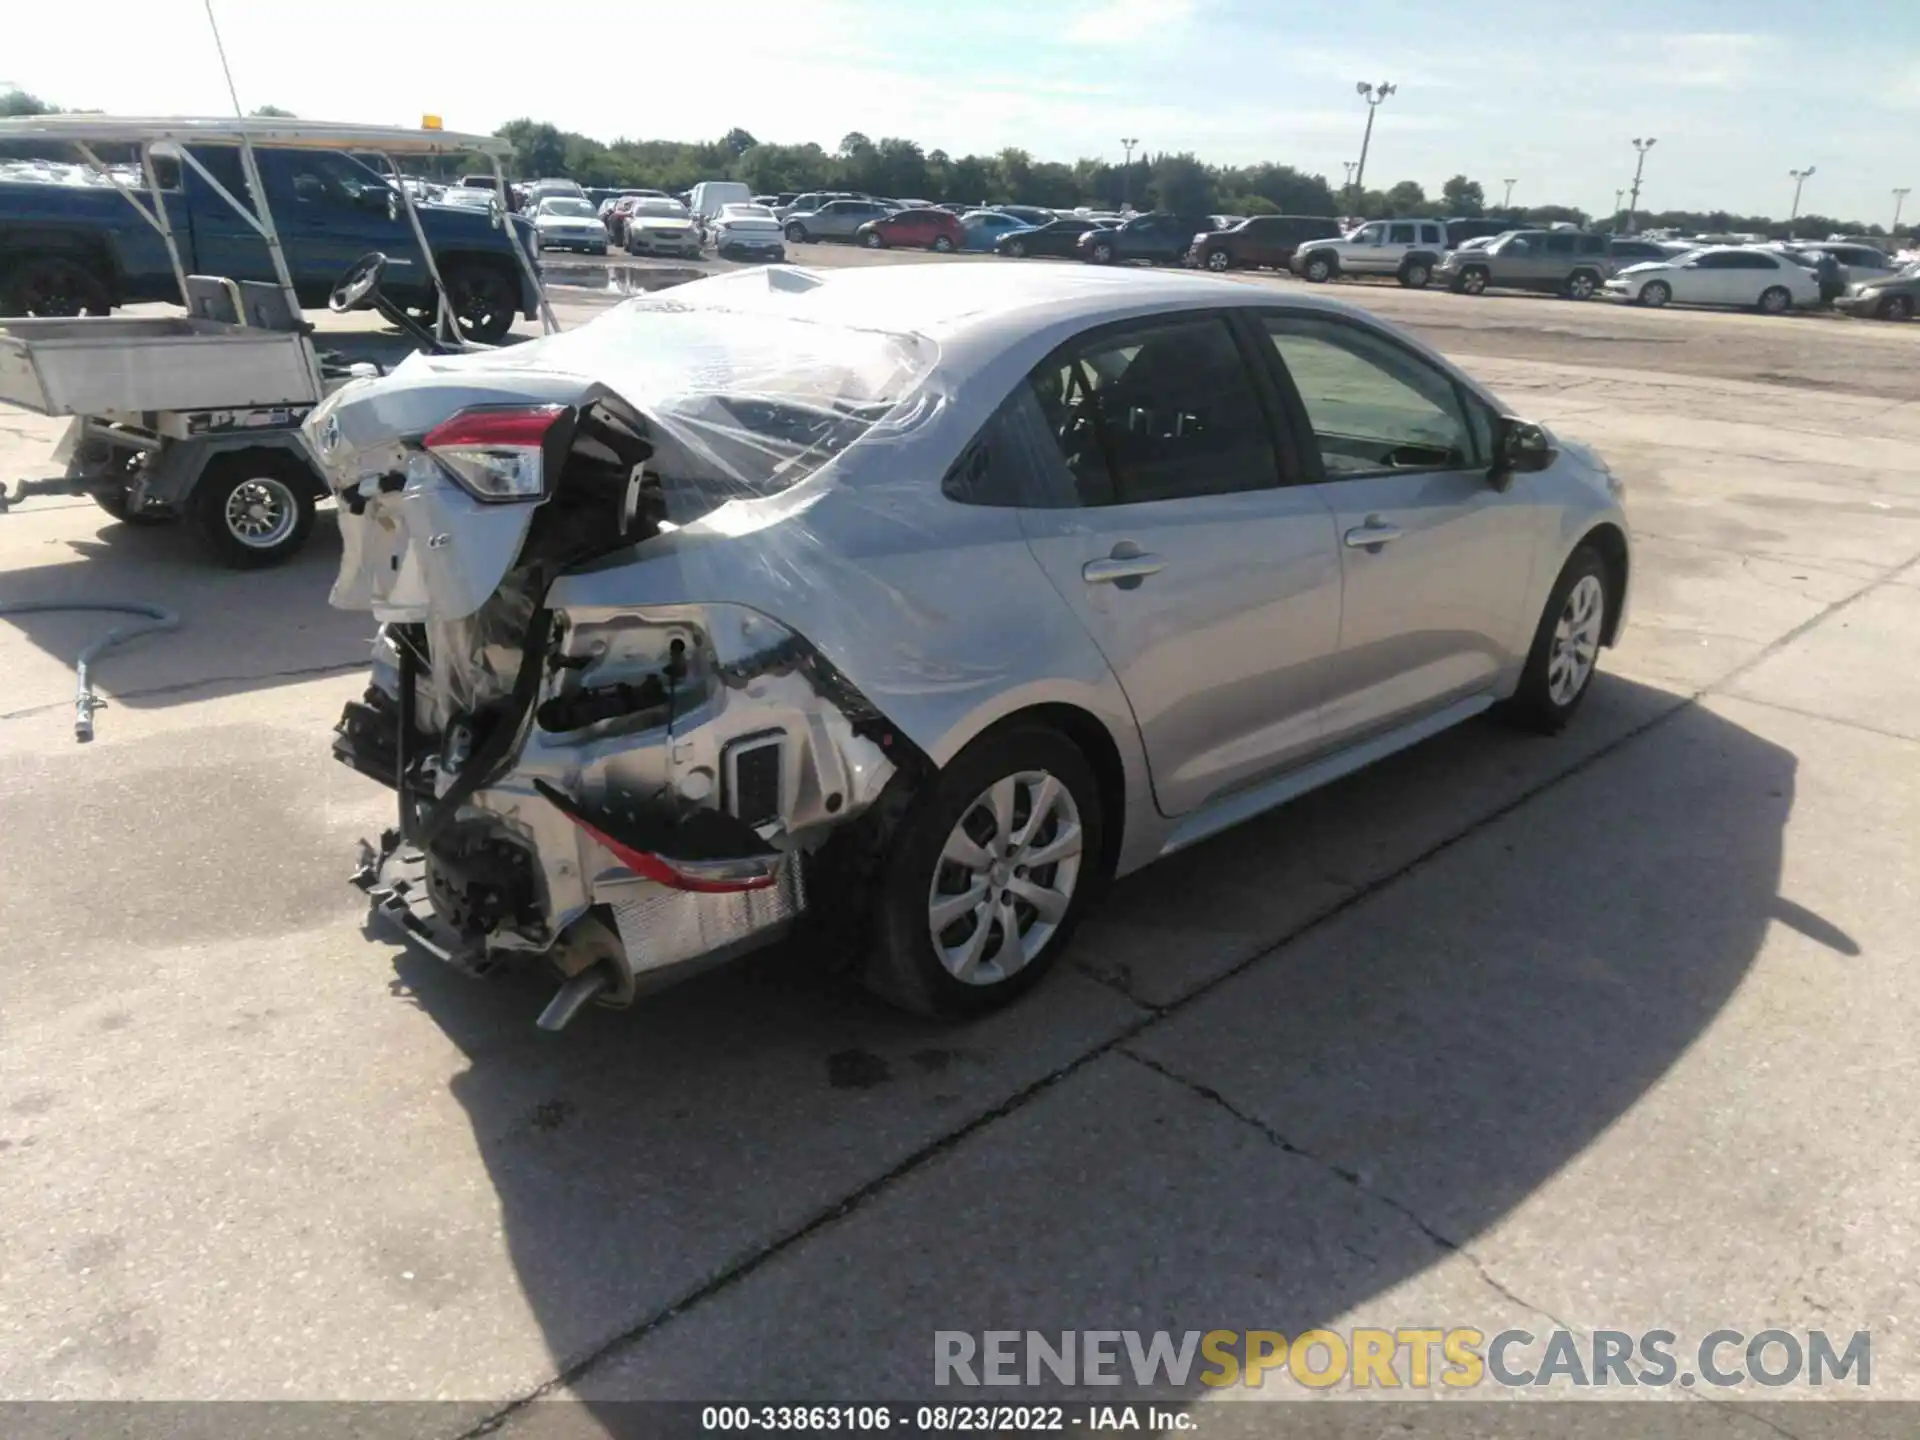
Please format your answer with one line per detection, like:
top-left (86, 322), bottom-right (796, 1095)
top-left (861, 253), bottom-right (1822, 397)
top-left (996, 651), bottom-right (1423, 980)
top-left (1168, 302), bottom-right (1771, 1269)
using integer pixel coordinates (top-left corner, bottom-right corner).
top-left (653, 261), bottom-right (1376, 352)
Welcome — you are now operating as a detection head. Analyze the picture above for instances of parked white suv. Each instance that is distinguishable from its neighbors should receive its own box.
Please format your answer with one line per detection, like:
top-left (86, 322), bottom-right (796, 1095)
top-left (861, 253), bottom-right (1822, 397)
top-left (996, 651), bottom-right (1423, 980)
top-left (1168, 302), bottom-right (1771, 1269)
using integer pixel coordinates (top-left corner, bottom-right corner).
top-left (1292, 219), bottom-right (1448, 288)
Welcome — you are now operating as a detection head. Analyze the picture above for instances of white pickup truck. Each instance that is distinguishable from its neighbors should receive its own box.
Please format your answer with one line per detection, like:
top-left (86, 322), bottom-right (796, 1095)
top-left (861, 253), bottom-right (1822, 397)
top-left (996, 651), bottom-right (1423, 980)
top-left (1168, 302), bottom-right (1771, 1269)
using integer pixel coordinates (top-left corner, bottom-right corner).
top-left (1291, 218), bottom-right (1449, 289)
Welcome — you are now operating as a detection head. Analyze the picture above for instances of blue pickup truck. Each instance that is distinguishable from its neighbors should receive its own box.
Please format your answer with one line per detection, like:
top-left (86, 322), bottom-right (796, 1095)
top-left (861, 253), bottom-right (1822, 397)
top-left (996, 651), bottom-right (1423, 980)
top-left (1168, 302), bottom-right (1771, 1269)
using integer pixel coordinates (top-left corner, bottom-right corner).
top-left (0, 147), bottom-right (540, 342)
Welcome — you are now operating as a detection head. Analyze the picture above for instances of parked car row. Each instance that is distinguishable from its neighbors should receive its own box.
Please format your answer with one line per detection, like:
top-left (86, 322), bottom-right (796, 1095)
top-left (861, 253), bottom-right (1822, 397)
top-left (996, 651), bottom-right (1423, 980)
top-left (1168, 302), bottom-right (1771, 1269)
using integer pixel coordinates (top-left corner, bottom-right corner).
top-left (509, 173), bottom-right (1920, 324)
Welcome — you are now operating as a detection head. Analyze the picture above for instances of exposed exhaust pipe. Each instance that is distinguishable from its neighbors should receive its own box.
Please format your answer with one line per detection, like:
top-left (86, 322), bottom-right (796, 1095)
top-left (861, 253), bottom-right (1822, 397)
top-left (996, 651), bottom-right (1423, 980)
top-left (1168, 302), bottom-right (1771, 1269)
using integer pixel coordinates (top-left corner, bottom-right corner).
top-left (535, 911), bottom-right (634, 1032)
top-left (536, 966), bottom-right (612, 1031)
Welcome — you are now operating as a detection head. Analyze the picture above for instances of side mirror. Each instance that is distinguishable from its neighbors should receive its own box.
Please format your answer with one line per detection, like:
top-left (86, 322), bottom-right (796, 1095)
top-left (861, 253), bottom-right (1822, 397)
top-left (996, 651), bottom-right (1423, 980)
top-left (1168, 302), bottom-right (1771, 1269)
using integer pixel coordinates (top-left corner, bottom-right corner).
top-left (1491, 416), bottom-right (1555, 486)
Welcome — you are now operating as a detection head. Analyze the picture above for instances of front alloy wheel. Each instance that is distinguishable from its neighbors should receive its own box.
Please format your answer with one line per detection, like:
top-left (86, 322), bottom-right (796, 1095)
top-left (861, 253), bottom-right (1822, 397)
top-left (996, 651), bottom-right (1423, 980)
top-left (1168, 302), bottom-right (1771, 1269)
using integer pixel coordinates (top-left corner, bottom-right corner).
top-left (1547, 574), bottom-right (1606, 707)
top-left (1205, 249), bottom-right (1231, 272)
top-left (1500, 545), bottom-right (1612, 733)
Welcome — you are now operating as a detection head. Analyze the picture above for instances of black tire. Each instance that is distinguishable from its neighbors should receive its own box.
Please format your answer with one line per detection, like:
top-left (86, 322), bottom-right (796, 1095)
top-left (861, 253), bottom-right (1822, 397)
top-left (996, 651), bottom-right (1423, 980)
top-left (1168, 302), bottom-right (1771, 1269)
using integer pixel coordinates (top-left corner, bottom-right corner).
top-left (191, 450), bottom-right (319, 569)
top-left (863, 724), bottom-right (1104, 1019)
top-left (862, 230), bottom-right (885, 249)
top-left (440, 261), bottom-right (517, 344)
top-left (1398, 258), bottom-right (1433, 289)
top-left (90, 488), bottom-right (171, 526)
top-left (1879, 294), bottom-right (1914, 321)
top-left (1204, 248), bottom-right (1232, 272)
top-left (932, 235), bottom-right (956, 253)
top-left (1498, 545), bottom-right (1612, 735)
top-left (1, 254), bottom-right (112, 317)
top-left (1002, 238), bottom-right (1026, 258)
top-left (1301, 252), bottom-right (1336, 283)
top-left (785, 222), bottom-right (810, 243)
top-left (1564, 269), bottom-right (1600, 301)
top-left (1757, 285), bottom-right (1792, 315)
top-left (1454, 265), bottom-right (1490, 295)
top-left (1639, 280), bottom-right (1671, 308)
top-left (1090, 241), bottom-right (1116, 265)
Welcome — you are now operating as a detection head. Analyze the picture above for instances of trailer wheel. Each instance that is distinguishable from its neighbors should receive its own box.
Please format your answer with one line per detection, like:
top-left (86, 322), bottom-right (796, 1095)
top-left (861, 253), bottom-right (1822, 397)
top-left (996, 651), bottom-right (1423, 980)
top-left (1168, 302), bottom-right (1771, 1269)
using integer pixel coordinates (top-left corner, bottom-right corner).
top-left (91, 488), bottom-right (172, 526)
top-left (192, 450), bottom-right (318, 569)
top-left (1, 255), bottom-right (111, 317)
top-left (440, 261), bottom-right (518, 344)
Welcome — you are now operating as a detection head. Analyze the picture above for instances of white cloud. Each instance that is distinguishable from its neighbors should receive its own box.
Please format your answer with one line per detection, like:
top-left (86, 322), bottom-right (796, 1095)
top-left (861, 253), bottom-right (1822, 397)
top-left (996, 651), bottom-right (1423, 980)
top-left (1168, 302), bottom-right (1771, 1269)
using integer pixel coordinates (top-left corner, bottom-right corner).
top-left (1065, 0), bottom-right (1195, 46)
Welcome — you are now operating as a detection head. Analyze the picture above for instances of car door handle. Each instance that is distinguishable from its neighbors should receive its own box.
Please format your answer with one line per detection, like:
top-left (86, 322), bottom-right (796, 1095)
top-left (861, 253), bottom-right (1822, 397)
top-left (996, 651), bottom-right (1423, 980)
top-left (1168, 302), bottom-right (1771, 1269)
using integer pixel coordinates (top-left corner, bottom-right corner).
top-left (1083, 554), bottom-right (1166, 585)
top-left (1343, 521), bottom-right (1403, 550)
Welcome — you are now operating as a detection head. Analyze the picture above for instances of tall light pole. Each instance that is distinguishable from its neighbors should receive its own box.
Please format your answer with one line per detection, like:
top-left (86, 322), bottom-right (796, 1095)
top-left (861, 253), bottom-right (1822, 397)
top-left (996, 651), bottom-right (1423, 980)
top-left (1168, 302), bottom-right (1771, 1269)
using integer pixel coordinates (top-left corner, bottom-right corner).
top-left (1350, 81), bottom-right (1396, 206)
top-left (1119, 137), bottom-right (1139, 212)
top-left (1625, 137), bottom-right (1655, 235)
top-left (1501, 178), bottom-right (1516, 210)
top-left (1613, 188), bottom-right (1625, 225)
top-left (1788, 165), bottom-right (1816, 231)
top-left (1891, 187), bottom-right (1909, 236)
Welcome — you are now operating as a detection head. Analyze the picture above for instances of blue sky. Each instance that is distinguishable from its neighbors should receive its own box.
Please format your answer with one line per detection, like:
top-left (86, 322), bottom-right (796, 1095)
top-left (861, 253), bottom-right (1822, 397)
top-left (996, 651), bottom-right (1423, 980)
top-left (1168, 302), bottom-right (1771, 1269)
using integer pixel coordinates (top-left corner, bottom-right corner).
top-left (7, 0), bottom-right (1918, 222)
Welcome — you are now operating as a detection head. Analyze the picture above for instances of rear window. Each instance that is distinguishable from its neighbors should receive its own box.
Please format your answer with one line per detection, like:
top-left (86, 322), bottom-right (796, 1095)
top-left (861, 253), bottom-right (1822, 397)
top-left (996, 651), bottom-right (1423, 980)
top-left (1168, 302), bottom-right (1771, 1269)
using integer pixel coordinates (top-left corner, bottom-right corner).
top-left (459, 295), bottom-right (939, 501)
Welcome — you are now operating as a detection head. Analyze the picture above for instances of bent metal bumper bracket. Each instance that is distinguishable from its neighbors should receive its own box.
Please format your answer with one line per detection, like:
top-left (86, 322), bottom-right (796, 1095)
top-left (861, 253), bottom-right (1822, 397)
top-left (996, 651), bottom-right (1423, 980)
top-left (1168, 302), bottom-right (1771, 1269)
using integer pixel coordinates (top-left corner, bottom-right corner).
top-left (351, 827), bottom-right (498, 978)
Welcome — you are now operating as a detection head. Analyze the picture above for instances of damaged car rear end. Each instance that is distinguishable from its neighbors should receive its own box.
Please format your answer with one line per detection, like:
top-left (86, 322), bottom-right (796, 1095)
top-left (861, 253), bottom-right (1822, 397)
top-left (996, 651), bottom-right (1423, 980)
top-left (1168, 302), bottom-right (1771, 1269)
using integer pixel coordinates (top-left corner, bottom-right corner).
top-left (312, 279), bottom-right (947, 1029)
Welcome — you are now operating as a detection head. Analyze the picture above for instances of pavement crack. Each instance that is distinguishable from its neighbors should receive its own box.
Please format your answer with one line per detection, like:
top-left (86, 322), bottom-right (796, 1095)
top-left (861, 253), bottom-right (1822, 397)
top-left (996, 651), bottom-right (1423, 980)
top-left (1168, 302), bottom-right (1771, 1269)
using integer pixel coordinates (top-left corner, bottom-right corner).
top-left (1718, 692), bottom-right (1919, 746)
top-left (1117, 1047), bottom-right (1578, 1335)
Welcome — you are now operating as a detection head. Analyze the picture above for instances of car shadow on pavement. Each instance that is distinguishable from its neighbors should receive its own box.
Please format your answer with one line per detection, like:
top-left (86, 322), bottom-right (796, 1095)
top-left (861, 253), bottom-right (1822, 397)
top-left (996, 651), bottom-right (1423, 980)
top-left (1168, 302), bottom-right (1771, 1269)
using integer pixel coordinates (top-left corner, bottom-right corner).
top-left (384, 674), bottom-right (1806, 1411)
top-left (0, 506), bottom-right (370, 712)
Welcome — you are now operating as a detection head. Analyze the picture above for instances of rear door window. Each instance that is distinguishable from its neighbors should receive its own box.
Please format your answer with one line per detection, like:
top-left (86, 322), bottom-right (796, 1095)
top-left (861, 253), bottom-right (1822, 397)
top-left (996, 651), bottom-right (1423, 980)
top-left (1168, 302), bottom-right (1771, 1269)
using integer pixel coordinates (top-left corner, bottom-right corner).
top-left (1388, 222), bottom-right (1416, 244)
top-left (1024, 315), bottom-right (1282, 506)
top-left (1545, 233), bottom-right (1576, 256)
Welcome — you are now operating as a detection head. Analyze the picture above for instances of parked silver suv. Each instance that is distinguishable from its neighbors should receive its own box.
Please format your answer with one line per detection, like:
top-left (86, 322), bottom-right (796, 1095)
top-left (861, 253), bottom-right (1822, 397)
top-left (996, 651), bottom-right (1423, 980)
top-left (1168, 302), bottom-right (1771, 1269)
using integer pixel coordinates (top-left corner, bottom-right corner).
top-left (1291, 219), bottom-right (1449, 288)
top-left (1437, 229), bottom-right (1614, 299)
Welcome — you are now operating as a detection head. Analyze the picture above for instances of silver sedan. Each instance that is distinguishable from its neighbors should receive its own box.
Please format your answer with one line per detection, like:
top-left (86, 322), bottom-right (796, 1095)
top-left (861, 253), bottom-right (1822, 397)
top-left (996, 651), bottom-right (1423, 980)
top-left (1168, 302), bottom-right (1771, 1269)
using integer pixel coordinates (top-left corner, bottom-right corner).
top-left (309, 265), bottom-right (1630, 1028)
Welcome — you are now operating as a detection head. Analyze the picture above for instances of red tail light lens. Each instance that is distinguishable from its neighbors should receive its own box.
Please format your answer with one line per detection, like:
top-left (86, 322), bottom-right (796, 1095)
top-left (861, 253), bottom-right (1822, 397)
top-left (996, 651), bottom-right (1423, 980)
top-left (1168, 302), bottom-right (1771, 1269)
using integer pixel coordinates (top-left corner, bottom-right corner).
top-left (422, 404), bottom-right (568, 502)
top-left (562, 808), bottom-right (782, 894)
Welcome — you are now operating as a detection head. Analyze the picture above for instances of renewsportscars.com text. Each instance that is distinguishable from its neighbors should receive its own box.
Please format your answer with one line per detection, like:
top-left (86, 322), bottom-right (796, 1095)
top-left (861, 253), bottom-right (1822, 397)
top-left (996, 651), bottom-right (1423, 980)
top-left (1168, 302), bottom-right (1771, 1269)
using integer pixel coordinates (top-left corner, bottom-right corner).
top-left (933, 1328), bottom-right (1871, 1390)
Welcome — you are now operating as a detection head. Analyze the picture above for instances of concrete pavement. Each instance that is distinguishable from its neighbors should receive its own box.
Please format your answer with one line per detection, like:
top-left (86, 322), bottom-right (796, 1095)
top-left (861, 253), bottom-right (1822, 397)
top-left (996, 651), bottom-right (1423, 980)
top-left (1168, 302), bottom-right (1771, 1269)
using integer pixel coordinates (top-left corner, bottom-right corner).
top-left (1, 283), bottom-right (1916, 1424)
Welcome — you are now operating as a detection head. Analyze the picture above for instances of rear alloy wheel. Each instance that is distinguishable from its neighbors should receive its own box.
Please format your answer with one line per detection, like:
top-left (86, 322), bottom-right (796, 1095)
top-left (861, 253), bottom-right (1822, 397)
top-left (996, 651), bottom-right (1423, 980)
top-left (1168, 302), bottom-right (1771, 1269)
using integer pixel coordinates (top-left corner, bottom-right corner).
top-left (864, 725), bottom-right (1102, 1018)
top-left (1639, 280), bottom-right (1671, 308)
top-left (1205, 248), bottom-right (1232, 272)
top-left (932, 234), bottom-right (956, 253)
top-left (1565, 270), bottom-right (1599, 300)
top-left (1879, 294), bottom-right (1914, 321)
top-left (1757, 285), bottom-right (1792, 315)
top-left (192, 450), bottom-right (318, 569)
top-left (1003, 238), bottom-right (1026, 258)
top-left (1455, 266), bottom-right (1490, 295)
top-left (1302, 254), bottom-right (1335, 283)
top-left (1399, 260), bottom-right (1432, 289)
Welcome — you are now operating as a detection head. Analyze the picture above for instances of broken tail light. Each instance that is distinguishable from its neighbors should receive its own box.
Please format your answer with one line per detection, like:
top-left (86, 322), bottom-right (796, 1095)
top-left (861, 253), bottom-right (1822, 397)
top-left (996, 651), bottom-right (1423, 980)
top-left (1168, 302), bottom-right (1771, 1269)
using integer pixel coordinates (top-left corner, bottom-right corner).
top-left (422, 404), bottom-right (571, 503)
top-left (532, 780), bottom-right (782, 894)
